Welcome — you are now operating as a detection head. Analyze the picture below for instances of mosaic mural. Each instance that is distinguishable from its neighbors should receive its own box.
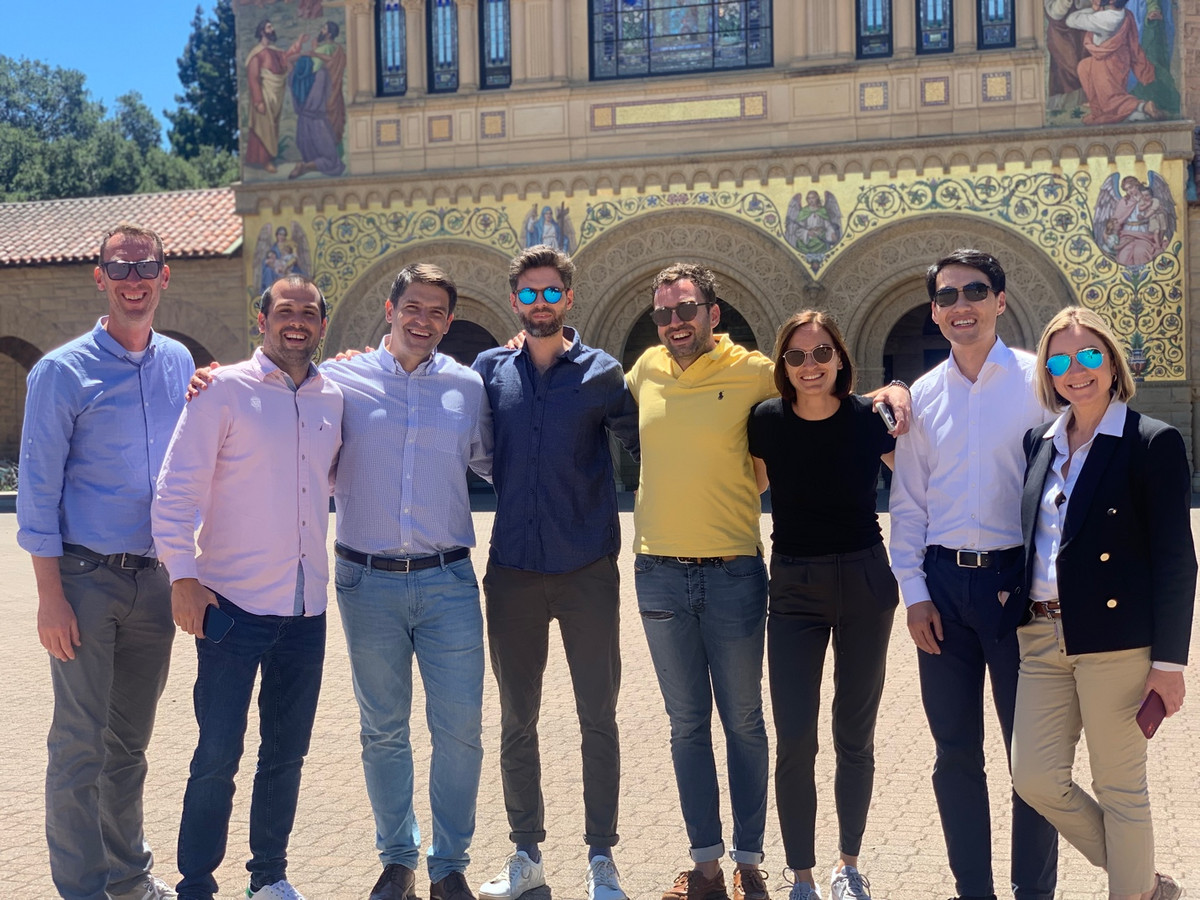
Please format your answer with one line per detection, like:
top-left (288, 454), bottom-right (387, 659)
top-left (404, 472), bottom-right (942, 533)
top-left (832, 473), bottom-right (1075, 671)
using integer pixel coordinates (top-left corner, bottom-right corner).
top-left (236, 0), bottom-right (348, 182)
top-left (1045, 0), bottom-right (1180, 126)
top-left (245, 159), bottom-right (1188, 379)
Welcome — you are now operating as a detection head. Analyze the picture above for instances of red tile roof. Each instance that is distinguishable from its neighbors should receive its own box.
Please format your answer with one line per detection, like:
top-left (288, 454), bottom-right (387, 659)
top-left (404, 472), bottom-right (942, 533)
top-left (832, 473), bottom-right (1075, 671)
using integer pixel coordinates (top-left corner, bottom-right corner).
top-left (0, 187), bottom-right (242, 266)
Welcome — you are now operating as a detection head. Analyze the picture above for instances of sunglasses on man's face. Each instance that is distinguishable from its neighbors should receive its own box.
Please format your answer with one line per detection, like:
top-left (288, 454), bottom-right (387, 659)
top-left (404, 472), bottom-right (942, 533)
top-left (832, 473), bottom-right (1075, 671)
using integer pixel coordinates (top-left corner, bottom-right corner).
top-left (933, 281), bottom-right (992, 307)
top-left (101, 259), bottom-right (163, 281)
top-left (516, 286), bottom-right (564, 304)
top-left (1045, 347), bottom-right (1105, 377)
top-left (782, 345), bottom-right (836, 367)
top-left (650, 300), bottom-right (712, 327)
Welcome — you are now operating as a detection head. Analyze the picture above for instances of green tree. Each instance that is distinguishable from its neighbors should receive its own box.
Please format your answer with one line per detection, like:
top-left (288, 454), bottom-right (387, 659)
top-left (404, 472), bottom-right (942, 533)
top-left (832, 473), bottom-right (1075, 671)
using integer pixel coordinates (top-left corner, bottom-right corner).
top-left (115, 92), bottom-right (162, 154)
top-left (167, 0), bottom-right (238, 159)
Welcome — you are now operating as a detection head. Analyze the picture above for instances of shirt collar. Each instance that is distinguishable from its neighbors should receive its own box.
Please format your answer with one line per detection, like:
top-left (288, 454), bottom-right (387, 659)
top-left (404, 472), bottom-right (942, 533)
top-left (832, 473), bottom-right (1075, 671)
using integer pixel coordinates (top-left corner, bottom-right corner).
top-left (518, 326), bottom-right (583, 365)
top-left (92, 316), bottom-right (161, 361)
top-left (375, 338), bottom-right (439, 375)
top-left (946, 335), bottom-right (1014, 381)
top-left (1044, 398), bottom-right (1127, 447)
top-left (250, 346), bottom-right (320, 387)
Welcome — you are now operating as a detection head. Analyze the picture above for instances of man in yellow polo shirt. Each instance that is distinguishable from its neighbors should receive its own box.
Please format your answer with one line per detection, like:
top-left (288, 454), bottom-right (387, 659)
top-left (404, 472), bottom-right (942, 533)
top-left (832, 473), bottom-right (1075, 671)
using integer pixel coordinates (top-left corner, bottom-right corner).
top-left (627, 263), bottom-right (776, 900)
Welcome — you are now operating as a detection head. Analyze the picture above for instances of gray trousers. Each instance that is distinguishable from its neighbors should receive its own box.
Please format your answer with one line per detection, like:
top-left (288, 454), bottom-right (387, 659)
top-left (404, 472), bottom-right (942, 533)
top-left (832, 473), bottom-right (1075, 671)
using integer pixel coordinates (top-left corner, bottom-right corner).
top-left (483, 555), bottom-right (622, 848)
top-left (47, 552), bottom-right (174, 900)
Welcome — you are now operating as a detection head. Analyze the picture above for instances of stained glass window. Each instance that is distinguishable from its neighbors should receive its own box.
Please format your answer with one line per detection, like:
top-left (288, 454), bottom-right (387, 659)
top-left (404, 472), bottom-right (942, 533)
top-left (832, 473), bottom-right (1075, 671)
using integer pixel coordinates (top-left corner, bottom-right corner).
top-left (481, 0), bottom-right (512, 88)
top-left (377, 0), bottom-right (407, 96)
top-left (590, 0), bottom-right (773, 81)
top-left (916, 0), bottom-right (953, 54)
top-left (857, 0), bottom-right (892, 58)
top-left (977, 0), bottom-right (1014, 49)
top-left (428, 0), bottom-right (459, 93)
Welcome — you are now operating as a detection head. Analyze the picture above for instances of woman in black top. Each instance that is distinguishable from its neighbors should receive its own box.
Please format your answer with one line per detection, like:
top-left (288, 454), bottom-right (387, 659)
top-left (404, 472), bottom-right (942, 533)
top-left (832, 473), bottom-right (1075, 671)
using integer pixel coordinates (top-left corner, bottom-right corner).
top-left (748, 310), bottom-right (897, 900)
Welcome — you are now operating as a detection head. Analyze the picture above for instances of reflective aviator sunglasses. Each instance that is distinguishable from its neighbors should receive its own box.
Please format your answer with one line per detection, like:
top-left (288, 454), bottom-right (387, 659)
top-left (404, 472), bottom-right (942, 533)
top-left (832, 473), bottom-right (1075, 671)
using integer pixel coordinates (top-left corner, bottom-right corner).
top-left (932, 281), bottom-right (991, 307)
top-left (1045, 347), bottom-right (1104, 377)
top-left (516, 286), bottom-right (564, 304)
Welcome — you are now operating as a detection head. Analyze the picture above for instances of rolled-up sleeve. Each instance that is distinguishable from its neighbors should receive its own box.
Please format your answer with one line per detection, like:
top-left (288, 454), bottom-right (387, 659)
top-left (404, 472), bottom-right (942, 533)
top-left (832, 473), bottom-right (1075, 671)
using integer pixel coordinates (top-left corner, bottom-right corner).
top-left (16, 358), bottom-right (75, 557)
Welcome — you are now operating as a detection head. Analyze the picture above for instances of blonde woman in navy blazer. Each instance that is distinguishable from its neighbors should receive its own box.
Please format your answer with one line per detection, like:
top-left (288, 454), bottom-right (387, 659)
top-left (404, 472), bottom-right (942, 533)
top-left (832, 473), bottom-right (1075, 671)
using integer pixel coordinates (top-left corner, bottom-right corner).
top-left (1000, 307), bottom-right (1194, 900)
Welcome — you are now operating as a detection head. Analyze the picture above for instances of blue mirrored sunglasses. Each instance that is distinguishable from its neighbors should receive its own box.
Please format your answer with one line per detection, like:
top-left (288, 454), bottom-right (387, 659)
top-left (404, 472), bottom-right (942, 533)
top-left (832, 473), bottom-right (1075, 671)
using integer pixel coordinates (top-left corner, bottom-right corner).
top-left (516, 286), bottom-right (564, 304)
top-left (1045, 347), bottom-right (1104, 377)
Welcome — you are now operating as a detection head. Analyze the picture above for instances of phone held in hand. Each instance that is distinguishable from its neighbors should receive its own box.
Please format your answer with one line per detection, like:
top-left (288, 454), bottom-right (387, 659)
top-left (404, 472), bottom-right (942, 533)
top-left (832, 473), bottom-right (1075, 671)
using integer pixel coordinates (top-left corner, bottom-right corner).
top-left (1136, 689), bottom-right (1166, 739)
top-left (202, 604), bottom-right (235, 643)
top-left (877, 402), bottom-right (897, 432)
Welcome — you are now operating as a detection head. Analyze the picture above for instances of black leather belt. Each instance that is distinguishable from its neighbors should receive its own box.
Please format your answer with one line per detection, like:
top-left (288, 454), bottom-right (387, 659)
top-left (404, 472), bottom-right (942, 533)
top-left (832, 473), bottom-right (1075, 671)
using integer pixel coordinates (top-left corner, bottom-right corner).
top-left (928, 545), bottom-right (1022, 569)
top-left (63, 543), bottom-right (159, 570)
top-left (658, 555), bottom-right (738, 567)
top-left (1030, 600), bottom-right (1062, 620)
top-left (335, 543), bottom-right (470, 573)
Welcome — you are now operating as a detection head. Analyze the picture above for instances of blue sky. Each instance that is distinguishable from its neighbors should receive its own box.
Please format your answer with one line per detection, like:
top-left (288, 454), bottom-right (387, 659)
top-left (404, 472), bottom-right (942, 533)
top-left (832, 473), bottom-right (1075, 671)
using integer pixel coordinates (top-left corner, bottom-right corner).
top-left (6, 2), bottom-right (215, 140)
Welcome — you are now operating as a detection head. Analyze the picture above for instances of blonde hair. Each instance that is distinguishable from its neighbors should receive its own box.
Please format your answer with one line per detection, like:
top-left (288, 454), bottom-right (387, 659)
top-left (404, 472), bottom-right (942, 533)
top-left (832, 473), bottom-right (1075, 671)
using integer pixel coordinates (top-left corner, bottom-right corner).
top-left (1034, 306), bottom-right (1135, 411)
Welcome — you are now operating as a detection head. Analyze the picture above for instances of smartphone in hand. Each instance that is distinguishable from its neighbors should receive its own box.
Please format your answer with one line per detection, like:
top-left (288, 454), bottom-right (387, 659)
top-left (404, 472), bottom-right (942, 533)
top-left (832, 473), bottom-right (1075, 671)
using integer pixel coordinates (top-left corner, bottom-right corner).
top-left (877, 402), bottom-right (897, 432)
top-left (1136, 690), bottom-right (1166, 739)
top-left (202, 604), bottom-right (235, 643)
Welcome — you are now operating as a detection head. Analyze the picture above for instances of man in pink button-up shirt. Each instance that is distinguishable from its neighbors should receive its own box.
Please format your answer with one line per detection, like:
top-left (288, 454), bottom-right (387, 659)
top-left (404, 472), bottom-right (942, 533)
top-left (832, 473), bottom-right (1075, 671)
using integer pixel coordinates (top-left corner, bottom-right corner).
top-left (153, 275), bottom-right (343, 900)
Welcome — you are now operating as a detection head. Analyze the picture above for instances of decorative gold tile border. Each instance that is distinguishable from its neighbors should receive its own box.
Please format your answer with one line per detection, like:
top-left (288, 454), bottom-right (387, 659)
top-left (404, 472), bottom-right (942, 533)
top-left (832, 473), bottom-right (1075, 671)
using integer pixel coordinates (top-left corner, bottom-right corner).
top-left (589, 92), bottom-right (767, 130)
top-left (428, 115), bottom-right (453, 143)
top-left (375, 119), bottom-right (403, 147)
top-left (480, 111), bottom-right (506, 139)
top-left (920, 76), bottom-right (950, 107)
top-left (982, 71), bottom-right (1013, 102)
top-left (859, 81), bottom-right (888, 112)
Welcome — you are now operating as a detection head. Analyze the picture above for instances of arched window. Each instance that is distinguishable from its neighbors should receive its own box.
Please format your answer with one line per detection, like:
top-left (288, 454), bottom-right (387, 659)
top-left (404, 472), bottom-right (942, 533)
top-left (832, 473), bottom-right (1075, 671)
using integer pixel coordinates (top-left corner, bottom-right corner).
top-left (428, 0), bottom-right (459, 93)
top-left (857, 0), bottom-right (892, 58)
top-left (916, 0), bottom-right (953, 54)
top-left (977, 0), bottom-right (1014, 49)
top-left (377, 0), bottom-right (407, 96)
top-left (480, 0), bottom-right (511, 88)
top-left (590, 0), bottom-right (773, 81)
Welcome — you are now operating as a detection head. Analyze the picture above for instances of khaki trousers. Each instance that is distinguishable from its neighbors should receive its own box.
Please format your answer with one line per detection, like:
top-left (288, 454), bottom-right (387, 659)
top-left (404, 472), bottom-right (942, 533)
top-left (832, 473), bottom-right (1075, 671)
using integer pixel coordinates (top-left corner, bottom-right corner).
top-left (1011, 617), bottom-right (1154, 896)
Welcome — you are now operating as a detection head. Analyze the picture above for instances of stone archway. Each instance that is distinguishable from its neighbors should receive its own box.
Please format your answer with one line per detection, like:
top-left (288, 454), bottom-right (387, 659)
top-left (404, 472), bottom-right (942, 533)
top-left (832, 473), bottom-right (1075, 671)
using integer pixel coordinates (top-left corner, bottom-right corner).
top-left (325, 241), bottom-right (515, 355)
top-left (820, 216), bottom-right (1074, 385)
top-left (574, 208), bottom-right (814, 357)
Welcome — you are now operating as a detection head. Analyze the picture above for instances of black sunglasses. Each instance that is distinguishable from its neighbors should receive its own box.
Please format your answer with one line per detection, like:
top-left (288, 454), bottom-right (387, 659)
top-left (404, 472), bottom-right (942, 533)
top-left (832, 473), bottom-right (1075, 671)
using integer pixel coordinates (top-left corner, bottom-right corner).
top-left (101, 259), bottom-right (163, 281)
top-left (933, 281), bottom-right (991, 307)
top-left (783, 345), bottom-right (836, 367)
top-left (650, 300), bottom-right (713, 327)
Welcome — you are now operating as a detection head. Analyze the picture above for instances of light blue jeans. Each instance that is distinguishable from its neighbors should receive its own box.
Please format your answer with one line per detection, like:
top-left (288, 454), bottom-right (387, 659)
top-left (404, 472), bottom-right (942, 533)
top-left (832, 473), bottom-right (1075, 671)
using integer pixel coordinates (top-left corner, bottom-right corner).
top-left (335, 555), bottom-right (485, 881)
top-left (634, 553), bottom-right (769, 864)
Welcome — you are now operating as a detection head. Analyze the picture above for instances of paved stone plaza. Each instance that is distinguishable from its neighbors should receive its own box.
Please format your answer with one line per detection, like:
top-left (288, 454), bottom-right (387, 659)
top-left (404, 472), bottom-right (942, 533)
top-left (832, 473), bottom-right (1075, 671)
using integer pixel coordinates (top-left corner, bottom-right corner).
top-left (1, 512), bottom-right (1196, 899)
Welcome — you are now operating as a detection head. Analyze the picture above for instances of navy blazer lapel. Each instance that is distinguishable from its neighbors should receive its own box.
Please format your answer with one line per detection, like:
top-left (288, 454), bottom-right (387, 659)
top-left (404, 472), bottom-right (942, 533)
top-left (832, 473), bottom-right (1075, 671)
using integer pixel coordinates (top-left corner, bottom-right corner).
top-left (1023, 436), bottom-right (1054, 554)
top-left (1061, 424), bottom-right (1123, 545)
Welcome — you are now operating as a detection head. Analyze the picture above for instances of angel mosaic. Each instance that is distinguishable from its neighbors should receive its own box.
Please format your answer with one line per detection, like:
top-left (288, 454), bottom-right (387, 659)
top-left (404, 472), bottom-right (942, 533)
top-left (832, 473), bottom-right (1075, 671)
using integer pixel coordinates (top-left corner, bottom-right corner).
top-left (1092, 172), bottom-right (1175, 268)
top-left (522, 203), bottom-right (576, 255)
top-left (253, 222), bottom-right (313, 294)
top-left (785, 191), bottom-right (843, 263)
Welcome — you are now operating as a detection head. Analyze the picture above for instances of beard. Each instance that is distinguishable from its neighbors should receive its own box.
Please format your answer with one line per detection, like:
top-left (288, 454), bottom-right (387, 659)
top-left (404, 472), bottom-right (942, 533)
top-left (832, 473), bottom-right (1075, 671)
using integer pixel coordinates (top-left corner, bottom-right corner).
top-left (519, 307), bottom-right (566, 338)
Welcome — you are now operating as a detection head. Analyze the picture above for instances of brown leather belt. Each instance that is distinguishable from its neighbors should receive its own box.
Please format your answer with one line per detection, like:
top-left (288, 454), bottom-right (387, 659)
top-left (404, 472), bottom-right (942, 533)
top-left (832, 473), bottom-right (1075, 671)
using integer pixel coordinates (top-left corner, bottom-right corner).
top-left (1030, 600), bottom-right (1062, 620)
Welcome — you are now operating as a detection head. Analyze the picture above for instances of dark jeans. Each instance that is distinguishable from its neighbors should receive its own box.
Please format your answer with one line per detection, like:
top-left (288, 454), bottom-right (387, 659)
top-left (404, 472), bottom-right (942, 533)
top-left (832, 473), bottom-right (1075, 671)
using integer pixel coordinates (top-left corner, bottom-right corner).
top-left (176, 595), bottom-right (326, 900)
top-left (768, 543), bottom-right (896, 871)
top-left (47, 554), bottom-right (174, 900)
top-left (920, 551), bottom-right (1057, 900)
top-left (483, 555), bottom-right (622, 847)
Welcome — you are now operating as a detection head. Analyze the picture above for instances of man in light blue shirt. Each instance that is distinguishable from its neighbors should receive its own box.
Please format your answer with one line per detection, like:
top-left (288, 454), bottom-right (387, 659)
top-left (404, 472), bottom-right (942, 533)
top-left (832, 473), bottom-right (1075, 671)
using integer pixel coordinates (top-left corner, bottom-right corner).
top-left (17, 224), bottom-right (192, 900)
top-left (322, 263), bottom-right (493, 900)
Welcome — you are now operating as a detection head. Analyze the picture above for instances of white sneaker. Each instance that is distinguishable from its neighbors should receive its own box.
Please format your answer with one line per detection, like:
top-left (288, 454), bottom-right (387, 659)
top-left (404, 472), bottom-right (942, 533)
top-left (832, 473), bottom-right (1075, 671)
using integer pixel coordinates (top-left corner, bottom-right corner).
top-left (830, 866), bottom-right (870, 900)
top-left (787, 881), bottom-right (822, 900)
top-left (479, 851), bottom-right (546, 900)
top-left (109, 875), bottom-right (178, 900)
top-left (586, 856), bottom-right (628, 900)
top-left (246, 881), bottom-right (307, 900)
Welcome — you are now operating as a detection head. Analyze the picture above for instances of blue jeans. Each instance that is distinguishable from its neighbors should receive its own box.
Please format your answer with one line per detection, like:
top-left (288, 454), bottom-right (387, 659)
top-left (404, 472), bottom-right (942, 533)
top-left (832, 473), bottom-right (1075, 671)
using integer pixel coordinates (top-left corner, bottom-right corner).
top-left (47, 554), bottom-right (174, 900)
top-left (920, 553), bottom-right (1057, 900)
top-left (176, 596), bottom-right (326, 900)
top-left (335, 555), bottom-right (484, 881)
top-left (634, 553), bottom-right (769, 864)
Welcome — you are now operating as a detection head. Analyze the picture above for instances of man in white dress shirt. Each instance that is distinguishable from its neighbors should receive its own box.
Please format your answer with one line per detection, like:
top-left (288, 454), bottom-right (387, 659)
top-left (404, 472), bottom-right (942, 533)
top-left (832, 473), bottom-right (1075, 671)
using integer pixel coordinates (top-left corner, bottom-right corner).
top-left (888, 249), bottom-right (1058, 900)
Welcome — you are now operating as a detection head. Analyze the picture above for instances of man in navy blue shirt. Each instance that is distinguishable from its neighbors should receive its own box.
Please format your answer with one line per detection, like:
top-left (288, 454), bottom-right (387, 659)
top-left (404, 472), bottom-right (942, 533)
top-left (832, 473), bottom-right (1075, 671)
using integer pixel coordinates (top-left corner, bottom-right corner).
top-left (471, 245), bottom-right (640, 900)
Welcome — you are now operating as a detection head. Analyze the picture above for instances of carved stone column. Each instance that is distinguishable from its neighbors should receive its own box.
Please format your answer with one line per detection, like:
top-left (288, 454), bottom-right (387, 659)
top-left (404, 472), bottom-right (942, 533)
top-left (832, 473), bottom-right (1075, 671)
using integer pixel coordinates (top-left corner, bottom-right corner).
top-left (347, 0), bottom-right (375, 104)
top-left (458, 0), bottom-right (479, 90)
top-left (402, 0), bottom-right (427, 94)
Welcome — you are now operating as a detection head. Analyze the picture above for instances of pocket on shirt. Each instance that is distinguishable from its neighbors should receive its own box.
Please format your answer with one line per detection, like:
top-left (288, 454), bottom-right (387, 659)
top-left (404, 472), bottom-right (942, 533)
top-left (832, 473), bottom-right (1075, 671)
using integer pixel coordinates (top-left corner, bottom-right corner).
top-left (433, 409), bottom-right (468, 454)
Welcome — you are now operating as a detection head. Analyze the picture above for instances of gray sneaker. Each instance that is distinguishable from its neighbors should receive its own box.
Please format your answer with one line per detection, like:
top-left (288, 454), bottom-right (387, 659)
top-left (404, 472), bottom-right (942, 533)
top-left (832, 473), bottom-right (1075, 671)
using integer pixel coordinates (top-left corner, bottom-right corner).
top-left (1151, 873), bottom-right (1183, 900)
top-left (109, 875), bottom-right (178, 900)
top-left (787, 882), bottom-right (821, 900)
top-left (587, 856), bottom-right (628, 900)
top-left (830, 866), bottom-right (870, 900)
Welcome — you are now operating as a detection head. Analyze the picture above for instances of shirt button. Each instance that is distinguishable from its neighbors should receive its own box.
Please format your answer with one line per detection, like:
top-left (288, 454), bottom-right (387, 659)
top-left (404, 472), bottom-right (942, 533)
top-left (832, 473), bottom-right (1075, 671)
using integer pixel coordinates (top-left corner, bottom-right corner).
top-left (1099, 552), bottom-right (1110, 562)
top-left (1107, 508), bottom-right (1118, 516)
top-left (1107, 598), bottom-right (1118, 608)
top-left (302, 488), bottom-right (307, 493)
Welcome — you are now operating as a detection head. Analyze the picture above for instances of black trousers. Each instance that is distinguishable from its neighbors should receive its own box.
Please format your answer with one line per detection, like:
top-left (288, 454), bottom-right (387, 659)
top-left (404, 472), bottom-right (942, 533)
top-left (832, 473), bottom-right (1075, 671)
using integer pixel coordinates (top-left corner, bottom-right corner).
top-left (767, 542), bottom-right (897, 870)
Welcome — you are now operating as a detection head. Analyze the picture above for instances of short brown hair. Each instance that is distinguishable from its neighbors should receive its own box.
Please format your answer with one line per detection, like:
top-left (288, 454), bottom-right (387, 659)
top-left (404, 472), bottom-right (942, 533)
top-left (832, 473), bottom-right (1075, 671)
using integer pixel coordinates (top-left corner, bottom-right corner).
top-left (509, 245), bottom-right (575, 291)
top-left (771, 309), bottom-right (854, 402)
top-left (99, 223), bottom-right (164, 264)
top-left (389, 262), bottom-right (458, 312)
top-left (1034, 306), bottom-right (1135, 411)
top-left (651, 263), bottom-right (718, 305)
top-left (260, 275), bottom-right (326, 319)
